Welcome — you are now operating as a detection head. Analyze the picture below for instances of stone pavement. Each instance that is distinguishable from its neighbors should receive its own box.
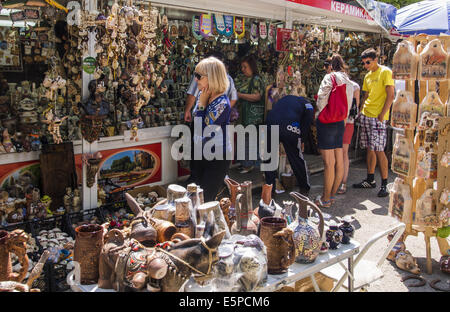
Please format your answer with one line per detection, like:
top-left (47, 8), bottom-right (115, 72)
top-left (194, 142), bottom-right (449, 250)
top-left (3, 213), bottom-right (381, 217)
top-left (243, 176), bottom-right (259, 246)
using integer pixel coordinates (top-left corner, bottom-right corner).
top-left (227, 155), bottom-right (449, 292)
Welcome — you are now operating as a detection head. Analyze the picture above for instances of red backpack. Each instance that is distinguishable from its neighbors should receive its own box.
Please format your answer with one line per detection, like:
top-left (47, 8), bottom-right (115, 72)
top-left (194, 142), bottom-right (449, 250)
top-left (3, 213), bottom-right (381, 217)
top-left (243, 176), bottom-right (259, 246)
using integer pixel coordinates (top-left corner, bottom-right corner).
top-left (318, 74), bottom-right (348, 124)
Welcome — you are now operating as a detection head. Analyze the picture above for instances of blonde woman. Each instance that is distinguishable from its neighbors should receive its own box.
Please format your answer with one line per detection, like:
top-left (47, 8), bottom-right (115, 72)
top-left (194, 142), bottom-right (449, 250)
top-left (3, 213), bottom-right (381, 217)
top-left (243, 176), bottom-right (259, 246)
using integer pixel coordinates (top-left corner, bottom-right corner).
top-left (190, 57), bottom-right (232, 201)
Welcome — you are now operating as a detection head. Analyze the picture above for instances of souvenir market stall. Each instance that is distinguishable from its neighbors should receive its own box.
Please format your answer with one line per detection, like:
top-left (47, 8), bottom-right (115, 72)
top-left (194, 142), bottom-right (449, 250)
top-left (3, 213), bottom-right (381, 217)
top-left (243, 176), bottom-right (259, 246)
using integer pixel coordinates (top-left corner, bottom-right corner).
top-left (388, 34), bottom-right (450, 277)
top-left (0, 0), bottom-right (394, 292)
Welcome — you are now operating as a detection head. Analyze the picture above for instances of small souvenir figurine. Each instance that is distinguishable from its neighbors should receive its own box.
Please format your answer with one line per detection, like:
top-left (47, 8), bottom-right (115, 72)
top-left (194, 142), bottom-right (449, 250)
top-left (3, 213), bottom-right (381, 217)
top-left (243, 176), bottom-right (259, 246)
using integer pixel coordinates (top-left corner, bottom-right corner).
top-left (127, 116), bottom-right (144, 141)
top-left (337, 215), bottom-right (355, 244)
top-left (72, 188), bottom-right (81, 212)
top-left (63, 187), bottom-right (73, 213)
top-left (2, 128), bottom-right (15, 153)
top-left (41, 195), bottom-right (52, 216)
top-left (41, 110), bottom-right (68, 144)
top-left (29, 131), bottom-right (41, 151)
top-left (325, 220), bottom-right (343, 250)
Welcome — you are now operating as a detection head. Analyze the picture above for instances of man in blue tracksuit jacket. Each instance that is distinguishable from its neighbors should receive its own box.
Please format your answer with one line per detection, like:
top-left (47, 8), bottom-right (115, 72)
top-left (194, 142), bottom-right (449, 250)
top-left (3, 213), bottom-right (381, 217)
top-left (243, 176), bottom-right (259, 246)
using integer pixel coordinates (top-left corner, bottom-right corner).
top-left (264, 95), bottom-right (314, 195)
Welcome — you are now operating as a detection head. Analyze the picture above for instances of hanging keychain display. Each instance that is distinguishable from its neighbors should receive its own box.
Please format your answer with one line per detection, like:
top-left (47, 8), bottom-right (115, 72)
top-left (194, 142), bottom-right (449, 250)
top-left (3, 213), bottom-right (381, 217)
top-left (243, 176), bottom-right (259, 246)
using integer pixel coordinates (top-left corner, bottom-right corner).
top-left (418, 91), bottom-right (445, 130)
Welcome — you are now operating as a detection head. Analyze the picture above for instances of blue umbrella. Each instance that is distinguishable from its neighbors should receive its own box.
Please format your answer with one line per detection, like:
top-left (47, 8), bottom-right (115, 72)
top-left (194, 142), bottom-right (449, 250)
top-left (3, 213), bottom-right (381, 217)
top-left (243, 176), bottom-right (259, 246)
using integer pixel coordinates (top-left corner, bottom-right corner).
top-left (394, 0), bottom-right (450, 35)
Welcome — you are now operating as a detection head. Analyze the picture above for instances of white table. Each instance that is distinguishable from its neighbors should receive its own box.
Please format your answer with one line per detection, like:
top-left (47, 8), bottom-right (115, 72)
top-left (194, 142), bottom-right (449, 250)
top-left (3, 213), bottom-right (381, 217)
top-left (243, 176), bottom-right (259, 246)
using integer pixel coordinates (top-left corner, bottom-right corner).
top-left (256, 239), bottom-right (360, 292)
top-left (68, 239), bottom-right (360, 293)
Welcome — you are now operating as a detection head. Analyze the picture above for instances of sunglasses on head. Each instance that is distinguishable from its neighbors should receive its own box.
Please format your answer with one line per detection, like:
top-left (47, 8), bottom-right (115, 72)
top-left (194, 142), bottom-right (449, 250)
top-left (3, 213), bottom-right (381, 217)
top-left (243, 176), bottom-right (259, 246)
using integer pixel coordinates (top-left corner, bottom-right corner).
top-left (362, 60), bottom-right (372, 65)
top-left (194, 72), bottom-right (205, 80)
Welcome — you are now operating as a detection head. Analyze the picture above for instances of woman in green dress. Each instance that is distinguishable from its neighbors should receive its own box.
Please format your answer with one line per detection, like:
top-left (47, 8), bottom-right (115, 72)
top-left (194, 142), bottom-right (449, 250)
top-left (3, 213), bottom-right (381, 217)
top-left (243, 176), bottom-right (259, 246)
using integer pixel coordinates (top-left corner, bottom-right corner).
top-left (236, 55), bottom-right (265, 174)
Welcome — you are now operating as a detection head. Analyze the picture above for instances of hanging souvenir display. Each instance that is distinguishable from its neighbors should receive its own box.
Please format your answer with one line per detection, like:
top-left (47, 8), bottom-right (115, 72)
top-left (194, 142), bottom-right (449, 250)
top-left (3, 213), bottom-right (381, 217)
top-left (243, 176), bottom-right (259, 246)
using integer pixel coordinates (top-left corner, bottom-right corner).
top-left (415, 189), bottom-right (439, 227)
top-left (391, 90), bottom-right (417, 129)
top-left (234, 16), bottom-right (245, 39)
top-left (391, 133), bottom-right (416, 177)
top-left (419, 39), bottom-right (448, 80)
top-left (192, 15), bottom-right (203, 40)
top-left (418, 91), bottom-right (445, 130)
top-left (392, 40), bottom-right (419, 80)
top-left (388, 177), bottom-right (413, 223)
top-left (250, 21), bottom-right (259, 43)
top-left (259, 21), bottom-right (267, 40)
top-left (213, 14), bottom-right (226, 36)
top-left (268, 23), bottom-right (276, 43)
top-left (200, 14), bottom-right (212, 38)
top-left (416, 144), bottom-right (438, 179)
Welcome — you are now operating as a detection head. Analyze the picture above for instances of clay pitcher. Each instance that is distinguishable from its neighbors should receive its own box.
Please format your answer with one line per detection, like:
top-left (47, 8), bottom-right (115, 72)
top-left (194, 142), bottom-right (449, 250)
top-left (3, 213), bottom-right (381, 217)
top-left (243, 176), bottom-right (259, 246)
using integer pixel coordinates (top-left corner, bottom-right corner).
top-left (74, 224), bottom-right (104, 284)
top-left (224, 177), bottom-right (240, 223)
top-left (230, 181), bottom-right (258, 236)
top-left (0, 230), bottom-right (12, 281)
top-left (289, 192), bottom-right (324, 264)
top-left (254, 184), bottom-right (272, 219)
top-left (259, 217), bottom-right (295, 274)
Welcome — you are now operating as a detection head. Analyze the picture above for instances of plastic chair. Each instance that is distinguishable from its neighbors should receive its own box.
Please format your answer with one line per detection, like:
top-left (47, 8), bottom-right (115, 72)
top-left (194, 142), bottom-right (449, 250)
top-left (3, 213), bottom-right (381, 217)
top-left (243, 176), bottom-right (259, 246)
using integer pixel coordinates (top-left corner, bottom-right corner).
top-left (320, 222), bottom-right (406, 292)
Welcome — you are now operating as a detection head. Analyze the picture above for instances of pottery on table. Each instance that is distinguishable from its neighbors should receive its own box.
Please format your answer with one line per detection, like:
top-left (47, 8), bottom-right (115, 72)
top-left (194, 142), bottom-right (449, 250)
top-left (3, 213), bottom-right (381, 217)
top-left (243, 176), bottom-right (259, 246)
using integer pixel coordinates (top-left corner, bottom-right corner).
top-left (259, 217), bottom-right (295, 274)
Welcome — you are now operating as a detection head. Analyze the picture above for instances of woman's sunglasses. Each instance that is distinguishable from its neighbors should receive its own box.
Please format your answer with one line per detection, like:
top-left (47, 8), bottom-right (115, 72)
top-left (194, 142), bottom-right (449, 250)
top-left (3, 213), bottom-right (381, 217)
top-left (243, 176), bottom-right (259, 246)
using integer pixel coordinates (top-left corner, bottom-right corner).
top-left (362, 60), bottom-right (372, 65)
top-left (194, 72), bottom-right (205, 80)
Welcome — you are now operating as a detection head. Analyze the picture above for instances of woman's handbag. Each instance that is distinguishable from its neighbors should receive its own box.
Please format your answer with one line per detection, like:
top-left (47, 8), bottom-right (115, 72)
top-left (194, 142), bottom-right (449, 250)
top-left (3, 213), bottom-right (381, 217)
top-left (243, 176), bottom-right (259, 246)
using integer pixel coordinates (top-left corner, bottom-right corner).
top-left (318, 74), bottom-right (348, 124)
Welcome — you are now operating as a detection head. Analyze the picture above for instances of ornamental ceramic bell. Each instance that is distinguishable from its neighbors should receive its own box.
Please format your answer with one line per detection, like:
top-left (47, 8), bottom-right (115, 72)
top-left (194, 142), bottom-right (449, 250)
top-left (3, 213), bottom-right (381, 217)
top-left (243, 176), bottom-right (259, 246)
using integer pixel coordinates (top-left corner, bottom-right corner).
top-left (419, 39), bottom-right (448, 80)
top-left (391, 90), bottom-right (417, 129)
top-left (392, 40), bottom-right (419, 80)
top-left (391, 133), bottom-right (415, 177)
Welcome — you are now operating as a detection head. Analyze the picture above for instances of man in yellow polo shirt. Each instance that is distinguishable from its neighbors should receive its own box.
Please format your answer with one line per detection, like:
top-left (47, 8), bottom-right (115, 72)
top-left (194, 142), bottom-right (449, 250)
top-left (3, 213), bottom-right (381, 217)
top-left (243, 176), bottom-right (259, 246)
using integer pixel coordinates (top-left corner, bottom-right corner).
top-left (353, 48), bottom-right (395, 197)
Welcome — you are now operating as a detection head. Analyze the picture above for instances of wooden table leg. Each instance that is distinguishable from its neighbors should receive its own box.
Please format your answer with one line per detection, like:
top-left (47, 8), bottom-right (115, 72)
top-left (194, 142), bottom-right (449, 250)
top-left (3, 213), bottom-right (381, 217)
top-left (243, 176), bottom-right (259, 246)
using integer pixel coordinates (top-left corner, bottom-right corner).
top-left (348, 256), bottom-right (354, 292)
top-left (425, 233), bottom-right (432, 274)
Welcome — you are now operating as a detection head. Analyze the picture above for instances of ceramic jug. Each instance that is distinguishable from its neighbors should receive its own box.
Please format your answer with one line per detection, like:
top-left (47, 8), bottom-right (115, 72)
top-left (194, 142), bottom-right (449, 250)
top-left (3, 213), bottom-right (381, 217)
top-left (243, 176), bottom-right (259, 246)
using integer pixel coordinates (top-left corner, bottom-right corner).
top-left (230, 181), bottom-right (258, 236)
top-left (289, 192), bottom-right (324, 264)
top-left (197, 201), bottom-right (231, 239)
top-left (73, 224), bottom-right (104, 284)
top-left (259, 217), bottom-right (295, 274)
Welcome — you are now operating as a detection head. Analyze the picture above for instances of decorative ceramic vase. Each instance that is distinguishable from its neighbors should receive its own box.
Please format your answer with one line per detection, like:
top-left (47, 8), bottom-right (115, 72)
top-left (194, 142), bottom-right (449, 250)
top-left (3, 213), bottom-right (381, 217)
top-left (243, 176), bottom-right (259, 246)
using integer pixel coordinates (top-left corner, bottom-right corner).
top-left (230, 181), bottom-right (258, 236)
top-left (260, 217), bottom-right (295, 274)
top-left (174, 197), bottom-right (195, 238)
top-left (338, 216), bottom-right (355, 245)
top-left (74, 224), bottom-right (104, 285)
top-left (197, 201), bottom-right (231, 239)
top-left (224, 177), bottom-right (240, 223)
top-left (153, 184), bottom-right (186, 223)
top-left (325, 221), bottom-right (343, 250)
top-left (289, 192), bottom-right (324, 264)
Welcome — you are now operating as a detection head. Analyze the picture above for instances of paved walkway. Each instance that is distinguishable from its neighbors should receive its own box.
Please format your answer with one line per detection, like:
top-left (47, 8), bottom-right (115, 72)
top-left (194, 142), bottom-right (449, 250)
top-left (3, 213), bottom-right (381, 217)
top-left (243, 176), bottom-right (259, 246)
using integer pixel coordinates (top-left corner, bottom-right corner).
top-left (227, 156), bottom-right (449, 292)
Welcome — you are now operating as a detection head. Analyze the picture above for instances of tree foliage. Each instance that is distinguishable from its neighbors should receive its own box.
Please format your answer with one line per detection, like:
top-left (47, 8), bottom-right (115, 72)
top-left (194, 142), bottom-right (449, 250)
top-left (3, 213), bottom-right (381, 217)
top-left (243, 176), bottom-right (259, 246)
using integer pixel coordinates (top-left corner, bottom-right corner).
top-left (382, 0), bottom-right (421, 9)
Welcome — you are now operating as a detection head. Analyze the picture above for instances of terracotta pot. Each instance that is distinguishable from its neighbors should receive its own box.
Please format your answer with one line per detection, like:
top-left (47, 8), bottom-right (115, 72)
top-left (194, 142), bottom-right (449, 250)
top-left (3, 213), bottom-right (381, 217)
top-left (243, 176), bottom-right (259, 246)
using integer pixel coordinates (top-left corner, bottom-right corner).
top-left (74, 224), bottom-right (104, 285)
top-left (260, 217), bottom-right (295, 274)
top-left (0, 230), bottom-right (12, 282)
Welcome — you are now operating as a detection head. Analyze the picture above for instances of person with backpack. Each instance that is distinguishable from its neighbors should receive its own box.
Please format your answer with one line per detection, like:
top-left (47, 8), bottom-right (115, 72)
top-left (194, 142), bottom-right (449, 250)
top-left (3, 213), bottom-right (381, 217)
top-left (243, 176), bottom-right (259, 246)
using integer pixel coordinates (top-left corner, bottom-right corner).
top-left (236, 55), bottom-right (265, 174)
top-left (314, 54), bottom-right (354, 208)
top-left (337, 67), bottom-right (360, 195)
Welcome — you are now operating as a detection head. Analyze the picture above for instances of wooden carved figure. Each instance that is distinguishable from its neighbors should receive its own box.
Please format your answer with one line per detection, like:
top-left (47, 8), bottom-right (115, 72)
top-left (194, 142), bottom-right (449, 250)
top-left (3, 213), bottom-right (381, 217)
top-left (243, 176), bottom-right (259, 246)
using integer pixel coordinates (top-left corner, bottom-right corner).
top-left (42, 110), bottom-right (68, 144)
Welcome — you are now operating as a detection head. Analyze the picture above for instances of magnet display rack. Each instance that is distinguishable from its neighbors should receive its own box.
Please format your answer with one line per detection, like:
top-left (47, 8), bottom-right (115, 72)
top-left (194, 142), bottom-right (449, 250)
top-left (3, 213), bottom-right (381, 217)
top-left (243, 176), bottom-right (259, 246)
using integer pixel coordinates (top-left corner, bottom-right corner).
top-left (395, 34), bottom-right (450, 274)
